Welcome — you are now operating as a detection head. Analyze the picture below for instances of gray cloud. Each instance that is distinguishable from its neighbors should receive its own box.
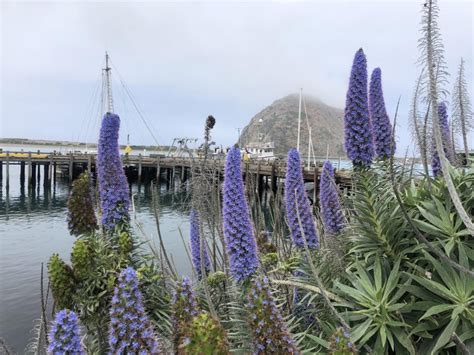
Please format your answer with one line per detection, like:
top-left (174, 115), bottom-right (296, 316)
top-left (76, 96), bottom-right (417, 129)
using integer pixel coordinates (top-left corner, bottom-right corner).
top-left (1, 0), bottom-right (472, 154)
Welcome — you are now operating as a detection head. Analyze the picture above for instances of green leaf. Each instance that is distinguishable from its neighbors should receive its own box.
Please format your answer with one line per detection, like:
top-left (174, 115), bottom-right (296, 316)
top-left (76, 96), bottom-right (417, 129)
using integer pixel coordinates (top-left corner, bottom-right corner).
top-left (420, 304), bottom-right (456, 320)
top-left (431, 317), bottom-right (460, 354)
top-left (305, 334), bottom-right (330, 349)
top-left (351, 318), bottom-right (373, 343)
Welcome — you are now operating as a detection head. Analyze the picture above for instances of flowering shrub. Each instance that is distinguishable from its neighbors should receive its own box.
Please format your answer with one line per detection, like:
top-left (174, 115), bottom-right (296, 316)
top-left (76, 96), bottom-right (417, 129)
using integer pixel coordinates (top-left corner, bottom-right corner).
top-left (344, 48), bottom-right (374, 167)
top-left (172, 277), bottom-right (199, 350)
top-left (285, 148), bottom-right (319, 249)
top-left (319, 161), bottom-right (345, 235)
top-left (369, 68), bottom-right (395, 159)
top-left (246, 277), bottom-right (299, 354)
top-left (67, 172), bottom-right (97, 237)
top-left (178, 312), bottom-right (229, 355)
top-left (48, 310), bottom-right (84, 355)
top-left (329, 328), bottom-right (357, 355)
top-left (97, 112), bottom-right (130, 230)
top-left (48, 254), bottom-right (75, 310)
top-left (222, 147), bottom-right (259, 282)
top-left (108, 267), bottom-right (160, 354)
top-left (190, 209), bottom-right (210, 278)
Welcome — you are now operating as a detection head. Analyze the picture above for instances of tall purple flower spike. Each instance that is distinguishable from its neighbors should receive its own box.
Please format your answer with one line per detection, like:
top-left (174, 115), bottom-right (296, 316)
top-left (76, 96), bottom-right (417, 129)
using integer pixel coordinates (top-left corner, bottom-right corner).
top-left (222, 147), bottom-right (259, 282)
top-left (97, 112), bottom-right (130, 230)
top-left (431, 102), bottom-right (454, 176)
top-left (190, 209), bottom-right (210, 278)
top-left (108, 267), bottom-right (160, 354)
top-left (369, 68), bottom-right (395, 159)
top-left (319, 161), bottom-right (345, 235)
top-left (284, 149), bottom-right (319, 249)
top-left (344, 48), bottom-right (374, 167)
top-left (48, 310), bottom-right (85, 355)
top-left (246, 277), bottom-right (300, 354)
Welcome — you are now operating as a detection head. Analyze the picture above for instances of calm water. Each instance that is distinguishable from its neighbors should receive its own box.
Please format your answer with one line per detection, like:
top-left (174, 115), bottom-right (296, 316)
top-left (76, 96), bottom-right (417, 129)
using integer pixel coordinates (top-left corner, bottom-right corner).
top-left (0, 166), bottom-right (191, 353)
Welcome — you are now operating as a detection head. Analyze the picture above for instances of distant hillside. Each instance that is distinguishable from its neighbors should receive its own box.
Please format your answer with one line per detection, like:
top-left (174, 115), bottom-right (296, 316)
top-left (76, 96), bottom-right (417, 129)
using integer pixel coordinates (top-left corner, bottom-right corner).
top-left (240, 94), bottom-right (345, 157)
top-left (0, 138), bottom-right (168, 151)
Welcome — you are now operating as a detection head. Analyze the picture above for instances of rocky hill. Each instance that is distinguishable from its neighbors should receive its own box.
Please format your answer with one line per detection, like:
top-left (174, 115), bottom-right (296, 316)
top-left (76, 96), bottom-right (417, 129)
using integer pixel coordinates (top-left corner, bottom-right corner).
top-left (240, 94), bottom-right (345, 157)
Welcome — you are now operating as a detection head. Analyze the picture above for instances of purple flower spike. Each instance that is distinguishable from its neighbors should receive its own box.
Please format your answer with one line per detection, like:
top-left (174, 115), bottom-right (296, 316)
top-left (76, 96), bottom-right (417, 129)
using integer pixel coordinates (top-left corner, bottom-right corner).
top-left (284, 149), bottom-right (319, 249)
top-left (108, 267), bottom-right (160, 354)
top-left (246, 277), bottom-right (300, 354)
top-left (190, 209), bottom-right (210, 278)
top-left (344, 48), bottom-right (374, 167)
top-left (97, 112), bottom-right (130, 230)
top-left (369, 68), bottom-right (395, 159)
top-left (222, 147), bottom-right (259, 282)
top-left (319, 161), bottom-right (345, 235)
top-left (172, 277), bottom-right (199, 348)
top-left (48, 309), bottom-right (84, 355)
top-left (431, 102), bottom-right (454, 176)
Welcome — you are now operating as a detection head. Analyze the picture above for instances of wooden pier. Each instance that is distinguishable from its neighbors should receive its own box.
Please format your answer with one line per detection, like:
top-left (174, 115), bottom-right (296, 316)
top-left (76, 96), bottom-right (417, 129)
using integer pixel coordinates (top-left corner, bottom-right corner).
top-left (0, 151), bottom-right (351, 197)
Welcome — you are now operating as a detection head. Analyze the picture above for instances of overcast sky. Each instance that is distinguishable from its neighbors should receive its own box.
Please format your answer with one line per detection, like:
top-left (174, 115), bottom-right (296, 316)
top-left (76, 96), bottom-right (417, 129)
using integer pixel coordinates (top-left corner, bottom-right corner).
top-left (1, 0), bottom-right (472, 155)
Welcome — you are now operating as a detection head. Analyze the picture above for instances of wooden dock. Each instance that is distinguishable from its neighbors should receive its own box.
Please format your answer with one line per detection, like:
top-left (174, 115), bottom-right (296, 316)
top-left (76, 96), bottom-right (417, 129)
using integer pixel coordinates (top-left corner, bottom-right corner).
top-left (0, 151), bottom-right (352, 197)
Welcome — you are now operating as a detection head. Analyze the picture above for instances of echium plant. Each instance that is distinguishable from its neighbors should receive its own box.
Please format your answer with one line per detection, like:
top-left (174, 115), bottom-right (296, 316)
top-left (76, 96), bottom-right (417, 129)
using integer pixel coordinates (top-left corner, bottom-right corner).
top-left (190, 209), bottom-right (210, 278)
top-left (329, 328), bottom-right (356, 355)
top-left (285, 149), bottom-right (319, 249)
top-left (97, 112), bottom-right (130, 230)
top-left (48, 310), bottom-right (84, 355)
top-left (172, 277), bottom-right (199, 350)
top-left (179, 312), bottom-right (229, 355)
top-left (222, 146), bottom-right (259, 282)
top-left (319, 161), bottom-right (345, 235)
top-left (431, 102), bottom-right (454, 176)
top-left (344, 48), bottom-right (374, 167)
top-left (452, 58), bottom-right (473, 165)
top-left (246, 277), bottom-right (299, 354)
top-left (48, 254), bottom-right (75, 310)
top-left (108, 267), bottom-right (160, 354)
top-left (369, 68), bottom-right (395, 159)
top-left (67, 172), bottom-right (97, 237)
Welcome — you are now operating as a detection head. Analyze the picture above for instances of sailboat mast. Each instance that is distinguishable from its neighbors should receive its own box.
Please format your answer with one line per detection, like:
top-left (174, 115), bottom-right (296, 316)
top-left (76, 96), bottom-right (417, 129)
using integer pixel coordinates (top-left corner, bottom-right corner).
top-left (297, 88), bottom-right (302, 151)
top-left (103, 52), bottom-right (114, 114)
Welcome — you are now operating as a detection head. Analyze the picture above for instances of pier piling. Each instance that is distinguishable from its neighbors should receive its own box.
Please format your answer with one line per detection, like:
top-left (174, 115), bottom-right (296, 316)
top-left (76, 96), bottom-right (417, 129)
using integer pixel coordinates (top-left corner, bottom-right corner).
top-left (138, 154), bottom-right (143, 182)
top-left (28, 153), bottom-right (33, 186)
top-left (6, 152), bottom-right (10, 188)
top-left (31, 163), bottom-right (36, 187)
top-left (48, 157), bottom-right (53, 186)
top-left (20, 162), bottom-right (25, 187)
top-left (69, 154), bottom-right (74, 181)
top-left (44, 163), bottom-right (49, 186)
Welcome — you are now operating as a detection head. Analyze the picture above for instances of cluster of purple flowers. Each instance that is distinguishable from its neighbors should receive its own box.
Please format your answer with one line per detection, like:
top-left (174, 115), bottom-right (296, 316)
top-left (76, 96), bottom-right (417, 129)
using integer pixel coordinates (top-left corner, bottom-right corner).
top-left (246, 277), bottom-right (300, 354)
top-left (190, 209), bottom-right (210, 278)
top-left (284, 149), bottom-right (319, 249)
top-left (329, 327), bottom-right (357, 354)
top-left (319, 161), bottom-right (345, 235)
top-left (222, 147), bottom-right (260, 282)
top-left (431, 102), bottom-right (454, 176)
top-left (108, 267), bottom-right (160, 354)
top-left (369, 68), bottom-right (395, 159)
top-left (172, 277), bottom-right (199, 348)
top-left (344, 49), bottom-right (374, 167)
top-left (48, 309), bottom-right (84, 355)
top-left (97, 112), bottom-right (130, 230)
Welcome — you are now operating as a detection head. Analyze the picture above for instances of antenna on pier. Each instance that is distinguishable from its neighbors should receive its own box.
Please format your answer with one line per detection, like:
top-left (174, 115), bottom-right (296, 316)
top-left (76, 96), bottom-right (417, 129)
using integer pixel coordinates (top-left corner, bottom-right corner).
top-left (102, 51), bottom-right (114, 114)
